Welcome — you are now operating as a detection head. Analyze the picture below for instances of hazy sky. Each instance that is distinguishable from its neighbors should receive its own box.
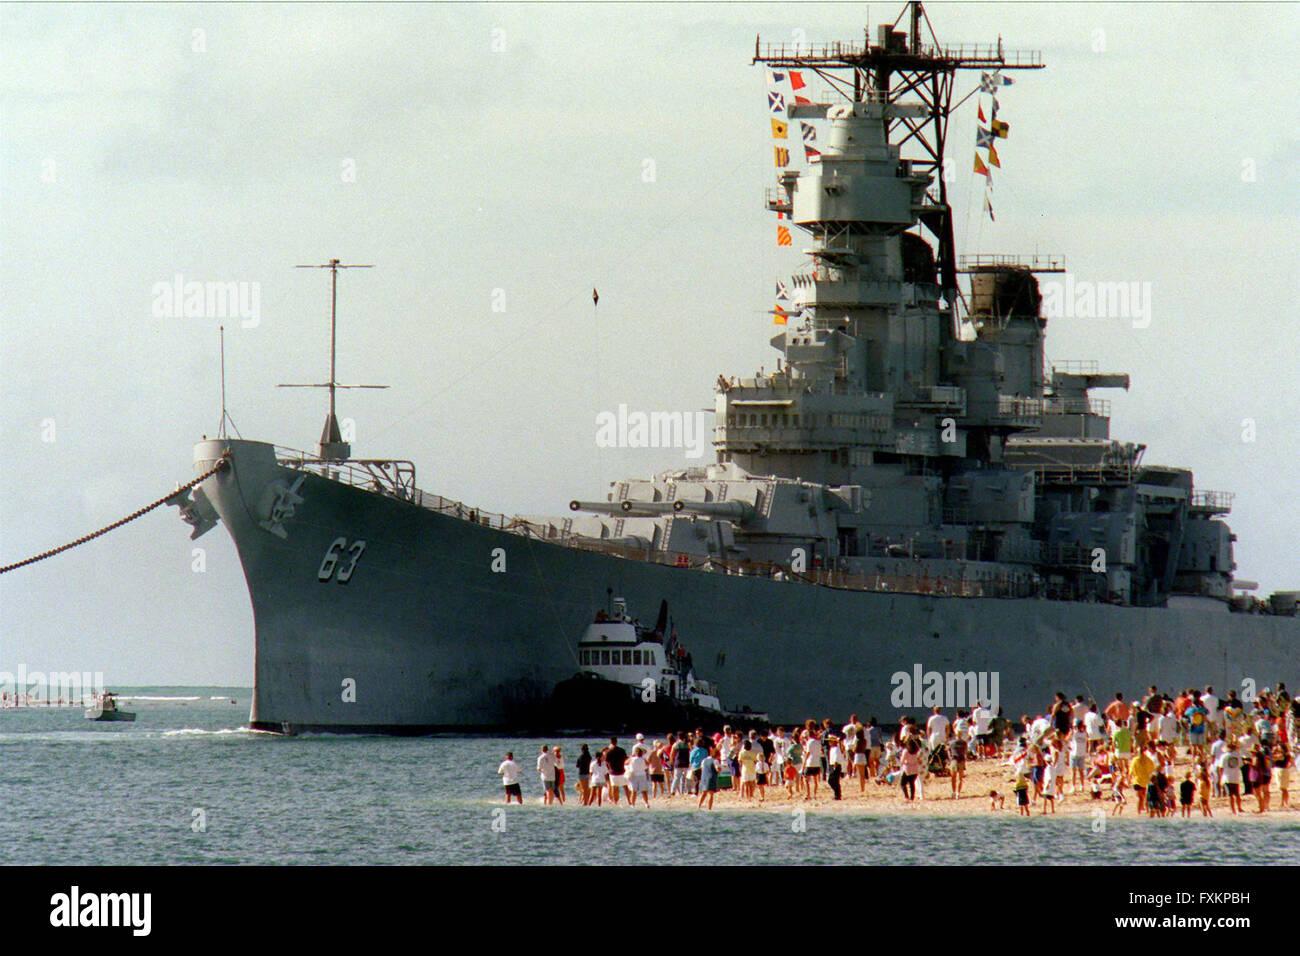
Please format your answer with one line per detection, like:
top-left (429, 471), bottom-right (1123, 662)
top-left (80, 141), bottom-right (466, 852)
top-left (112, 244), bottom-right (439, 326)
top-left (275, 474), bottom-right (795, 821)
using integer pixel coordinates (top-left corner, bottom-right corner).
top-left (3, 2), bottom-right (1298, 684)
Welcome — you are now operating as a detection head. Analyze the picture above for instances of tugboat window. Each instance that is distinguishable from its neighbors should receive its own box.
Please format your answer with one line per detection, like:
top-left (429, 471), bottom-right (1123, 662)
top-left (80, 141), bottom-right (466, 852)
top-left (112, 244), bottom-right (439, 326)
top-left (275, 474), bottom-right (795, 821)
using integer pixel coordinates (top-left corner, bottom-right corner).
top-left (600, 650), bottom-right (610, 665)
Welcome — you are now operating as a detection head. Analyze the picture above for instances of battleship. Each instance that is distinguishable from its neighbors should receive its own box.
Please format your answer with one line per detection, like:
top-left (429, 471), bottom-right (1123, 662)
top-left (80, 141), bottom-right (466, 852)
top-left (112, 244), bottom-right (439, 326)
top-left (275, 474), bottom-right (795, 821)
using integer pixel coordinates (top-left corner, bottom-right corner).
top-left (171, 4), bottom-right (1298, 733)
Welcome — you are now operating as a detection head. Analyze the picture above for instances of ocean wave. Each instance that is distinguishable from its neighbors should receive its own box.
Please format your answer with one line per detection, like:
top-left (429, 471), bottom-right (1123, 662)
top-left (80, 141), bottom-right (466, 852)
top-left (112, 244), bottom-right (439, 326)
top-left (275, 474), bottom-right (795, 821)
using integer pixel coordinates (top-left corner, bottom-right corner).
top-left (124, 696), bottom-right (202, 702)
top-left (160, 727), bottom-right (254, 737)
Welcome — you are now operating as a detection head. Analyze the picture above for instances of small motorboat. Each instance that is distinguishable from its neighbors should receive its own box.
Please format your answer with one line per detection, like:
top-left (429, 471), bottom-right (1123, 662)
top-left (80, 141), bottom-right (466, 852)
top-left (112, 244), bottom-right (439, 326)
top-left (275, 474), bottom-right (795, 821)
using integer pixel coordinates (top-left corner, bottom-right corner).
top-left (85, 692), bottom-right (136, 722)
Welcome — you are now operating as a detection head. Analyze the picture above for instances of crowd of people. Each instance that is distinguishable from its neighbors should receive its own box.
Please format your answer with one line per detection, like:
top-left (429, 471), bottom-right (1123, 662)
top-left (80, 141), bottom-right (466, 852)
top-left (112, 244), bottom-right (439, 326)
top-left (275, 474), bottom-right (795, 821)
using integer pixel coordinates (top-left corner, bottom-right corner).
top-left (493, 682), bottom-right (1300, 816)
top-left (999, 684), bottom-right (1297, 817)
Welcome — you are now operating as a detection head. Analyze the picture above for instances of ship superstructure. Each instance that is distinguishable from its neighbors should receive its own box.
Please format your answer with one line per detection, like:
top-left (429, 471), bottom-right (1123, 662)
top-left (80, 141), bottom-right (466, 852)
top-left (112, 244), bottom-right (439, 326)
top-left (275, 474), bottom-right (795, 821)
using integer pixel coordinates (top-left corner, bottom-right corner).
top-left (176, 4), bottom-right (1298, 734)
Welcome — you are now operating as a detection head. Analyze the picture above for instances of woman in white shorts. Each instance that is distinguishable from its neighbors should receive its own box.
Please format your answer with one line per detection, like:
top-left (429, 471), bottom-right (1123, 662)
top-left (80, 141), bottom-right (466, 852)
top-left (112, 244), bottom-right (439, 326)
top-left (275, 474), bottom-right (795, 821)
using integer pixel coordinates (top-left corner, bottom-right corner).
top-left (627, 746), bottom-right (651, 806)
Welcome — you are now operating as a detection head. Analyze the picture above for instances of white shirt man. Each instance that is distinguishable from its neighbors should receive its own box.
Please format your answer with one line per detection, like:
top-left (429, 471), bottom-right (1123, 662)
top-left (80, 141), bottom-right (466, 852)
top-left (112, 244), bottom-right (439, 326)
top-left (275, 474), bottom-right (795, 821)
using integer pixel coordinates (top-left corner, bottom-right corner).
top-left (1084, 709), bottom-right (1106, 743)
top-left (1220, 749), bottom-right (1244, 786)
top-left (1030, 715), bottom-right (1051, 743)
top-left (926, 710), bottom-right (950, 747)
top-left (537, 749), bottom-right (556, 781)
top-left (803, 734), bottom-right (823, 769)
top-left (1158, 712), bottom-right (1178, 744)
top-left (498, 757), bottom-right (521, 786)
top-left (972, 705), bottom-right (993, 736)
top-left (953, 713), bottom-right (970, 741)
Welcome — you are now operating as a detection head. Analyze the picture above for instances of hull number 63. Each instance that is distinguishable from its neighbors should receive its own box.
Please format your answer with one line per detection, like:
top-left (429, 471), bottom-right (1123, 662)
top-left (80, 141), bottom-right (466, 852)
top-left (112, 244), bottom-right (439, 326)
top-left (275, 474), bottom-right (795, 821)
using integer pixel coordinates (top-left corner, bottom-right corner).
top-left (318, 538), bottom-right (367, 583)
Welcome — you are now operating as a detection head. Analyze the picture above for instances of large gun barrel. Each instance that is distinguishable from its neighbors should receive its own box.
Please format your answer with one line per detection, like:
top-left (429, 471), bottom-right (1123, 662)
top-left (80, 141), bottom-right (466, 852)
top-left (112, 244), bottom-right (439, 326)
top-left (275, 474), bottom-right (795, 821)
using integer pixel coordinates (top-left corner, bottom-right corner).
top-left (671, 500), bottom-right (755, 522)
top-left (569, 500), bottom-right (624, 515)
top-left (570, 498), bottom-right (754, 522)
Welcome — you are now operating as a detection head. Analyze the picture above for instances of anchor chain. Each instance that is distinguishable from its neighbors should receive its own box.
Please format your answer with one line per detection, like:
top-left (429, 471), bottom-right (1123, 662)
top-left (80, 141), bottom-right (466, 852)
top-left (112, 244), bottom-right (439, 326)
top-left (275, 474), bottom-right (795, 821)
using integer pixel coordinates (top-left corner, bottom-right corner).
top-left (0, 456), bottom-right (229, 575)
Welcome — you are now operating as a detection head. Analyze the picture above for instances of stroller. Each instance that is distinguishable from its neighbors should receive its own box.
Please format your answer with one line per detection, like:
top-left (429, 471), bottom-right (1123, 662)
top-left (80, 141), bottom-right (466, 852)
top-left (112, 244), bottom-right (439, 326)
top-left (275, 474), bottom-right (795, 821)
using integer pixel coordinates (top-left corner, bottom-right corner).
top-left (926, 742), bottom-right (950, 776)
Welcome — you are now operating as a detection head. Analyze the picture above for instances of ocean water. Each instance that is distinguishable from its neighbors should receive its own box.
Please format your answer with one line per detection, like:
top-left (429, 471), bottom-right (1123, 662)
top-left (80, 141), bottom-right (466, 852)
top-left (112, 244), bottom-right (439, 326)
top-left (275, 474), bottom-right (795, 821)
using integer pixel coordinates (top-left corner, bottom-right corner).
top-left (3, 687), bottom-right (1298, 866)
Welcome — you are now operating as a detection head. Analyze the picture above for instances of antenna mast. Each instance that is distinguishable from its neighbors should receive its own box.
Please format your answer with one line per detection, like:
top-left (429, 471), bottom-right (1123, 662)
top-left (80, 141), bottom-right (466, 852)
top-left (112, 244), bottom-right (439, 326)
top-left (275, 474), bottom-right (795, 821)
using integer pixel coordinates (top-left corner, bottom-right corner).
top-left (279, 258), bottom-right (387, 461)
top-left (753, 0), bottom-right (1044, 345)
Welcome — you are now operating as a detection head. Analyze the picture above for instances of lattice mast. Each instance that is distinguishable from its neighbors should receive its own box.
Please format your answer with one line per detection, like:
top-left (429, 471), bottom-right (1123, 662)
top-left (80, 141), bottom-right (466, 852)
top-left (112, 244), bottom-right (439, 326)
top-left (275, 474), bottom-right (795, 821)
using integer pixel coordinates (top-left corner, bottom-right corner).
top-left (754, 1), bottom-right (1043, 339)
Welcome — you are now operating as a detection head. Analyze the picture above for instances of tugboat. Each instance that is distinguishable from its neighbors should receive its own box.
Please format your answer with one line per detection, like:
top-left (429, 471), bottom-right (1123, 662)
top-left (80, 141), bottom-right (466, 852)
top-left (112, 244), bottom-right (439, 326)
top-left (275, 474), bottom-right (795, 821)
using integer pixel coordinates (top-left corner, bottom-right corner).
top-left (549, 597), bottom-right (767, 734)
top-left (84, 692), bottom-right (136, 722)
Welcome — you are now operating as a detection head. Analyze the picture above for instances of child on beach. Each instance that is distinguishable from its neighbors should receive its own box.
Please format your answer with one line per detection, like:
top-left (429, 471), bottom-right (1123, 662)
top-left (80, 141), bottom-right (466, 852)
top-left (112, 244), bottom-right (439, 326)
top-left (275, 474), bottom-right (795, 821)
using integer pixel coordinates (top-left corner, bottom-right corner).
top-left (1013, 770), bottom-right (1031, 816)
top-left (899, 739), bottom-right (922, 801)
top-left (1110, 777), bottom-right (1126, 815)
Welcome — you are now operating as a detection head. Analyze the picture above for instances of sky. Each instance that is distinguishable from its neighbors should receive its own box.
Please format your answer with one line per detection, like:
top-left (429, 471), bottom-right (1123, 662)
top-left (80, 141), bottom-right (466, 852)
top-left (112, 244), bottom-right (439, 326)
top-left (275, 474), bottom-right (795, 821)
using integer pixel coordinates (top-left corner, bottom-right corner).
top-left (2, 2), bottom-right (1298, 685)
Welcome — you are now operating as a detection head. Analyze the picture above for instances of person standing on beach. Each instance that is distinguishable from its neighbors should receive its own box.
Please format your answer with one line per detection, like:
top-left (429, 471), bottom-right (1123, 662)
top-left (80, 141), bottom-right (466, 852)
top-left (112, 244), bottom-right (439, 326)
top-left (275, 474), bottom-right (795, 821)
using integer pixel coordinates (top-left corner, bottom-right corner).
top-left (1069, 719), bottom-right (1088, 793)
top-left (950, 733), bottom-right (967, 798)
top-left (1219, 741), bottom-right (1244, 814)
top-left (1129, 746), bottom-right (1155, 814)
top-left (575, 744), bottom-right (593, 804)
top-left (1104, 692), bottom-right (1130, 728)
top-left (1251, 747), bottom-right (1271, 813)
top-left (926, 706), bottom-right (950, 750)
top-left (606, 737), bottom-right (628, 804)
top-left (1013, 767), bottom-right (1031, 816)
top-left (698, 746), bottom-right (719, 810)
top-left (1051, 693), bottom-right (1072, 740)
top-left (1197, 761), bottom-right (1213, 817)
top-left (1202, 685), bottom-right (1221, 741)
top-left (899, 739), bottom-right (922, 801)
top-left (802, 726), bottom-right (823, 800)
top-left (553, 746), bottom-right (567, 804)
top-left (537, 745), bottom-right (557, 805)
top-left (689, 736), bottom-right (708, 795)
top-left (627, 745), bottom-right (651, 807)
top-left (588, 751), bottom-right (607, 806)
top-left (498, 751), bottom-right (523, 804)
top-left (1041, 745), bottom-right (1059, 814)
top-left (738, 738), bottom-right (759, 801)
top-left (671, 733), bottom-right (691, 796)
top-left (867, 718), bottom-right (883, 777)
top-left (826, 735), bottom-right (843, 801)
top-left (1186, 696), bottom-right (1208, 760)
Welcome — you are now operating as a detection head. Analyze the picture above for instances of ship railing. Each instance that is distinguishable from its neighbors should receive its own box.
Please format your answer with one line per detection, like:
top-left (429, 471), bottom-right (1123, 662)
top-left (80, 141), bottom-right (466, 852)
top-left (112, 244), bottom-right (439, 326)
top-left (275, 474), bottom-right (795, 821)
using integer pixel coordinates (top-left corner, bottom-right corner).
top-left (1047, 397), bottom-right (1110, 417)
top-left (764, 187), bottom-right (792, 211)
top-left (274, 447), bottom-right (417, 499)
top-left (1050, 360), bottom-right (1100, 376)
top-left (958, 253), bottom-right (1065, 273)
top-left (280, 448), bottom-right (1044, 599)
top-left (1031, 462), bottom-right (1135, 486)
top-left (996, 396), bottom-right (1044, 422)
top-left (1190, 490), bottom-right (1235, 514)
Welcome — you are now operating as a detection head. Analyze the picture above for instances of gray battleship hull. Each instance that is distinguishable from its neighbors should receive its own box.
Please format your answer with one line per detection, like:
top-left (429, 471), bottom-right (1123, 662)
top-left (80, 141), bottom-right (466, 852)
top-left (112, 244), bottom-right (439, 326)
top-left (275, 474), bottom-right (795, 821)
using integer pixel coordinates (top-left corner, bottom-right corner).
top-left (194, 439), bottom-right (1296, 733)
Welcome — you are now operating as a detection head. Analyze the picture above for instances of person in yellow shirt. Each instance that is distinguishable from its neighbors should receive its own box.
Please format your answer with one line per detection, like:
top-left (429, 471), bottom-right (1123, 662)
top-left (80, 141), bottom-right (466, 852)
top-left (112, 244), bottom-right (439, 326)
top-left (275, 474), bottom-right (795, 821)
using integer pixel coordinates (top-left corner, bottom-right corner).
top-left (1130, 748), bottom-right (1156, 813)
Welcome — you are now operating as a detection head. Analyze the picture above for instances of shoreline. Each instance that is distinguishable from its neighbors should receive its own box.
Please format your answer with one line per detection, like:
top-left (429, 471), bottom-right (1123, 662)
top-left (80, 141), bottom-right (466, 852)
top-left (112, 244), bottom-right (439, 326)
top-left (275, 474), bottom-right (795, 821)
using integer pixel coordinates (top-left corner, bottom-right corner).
top-left (501, 748), bottom-right (1299, 822)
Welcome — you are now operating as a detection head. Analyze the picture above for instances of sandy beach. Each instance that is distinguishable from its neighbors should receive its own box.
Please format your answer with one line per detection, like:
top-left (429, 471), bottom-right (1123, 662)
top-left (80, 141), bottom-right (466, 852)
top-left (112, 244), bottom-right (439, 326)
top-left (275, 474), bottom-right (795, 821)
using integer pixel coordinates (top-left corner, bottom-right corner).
top-left (558, 750), bottom-right (1298, 820)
